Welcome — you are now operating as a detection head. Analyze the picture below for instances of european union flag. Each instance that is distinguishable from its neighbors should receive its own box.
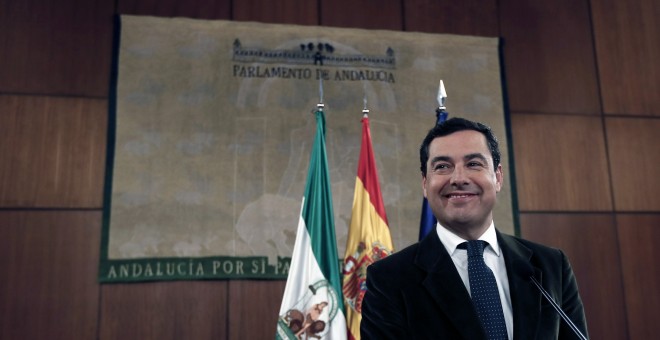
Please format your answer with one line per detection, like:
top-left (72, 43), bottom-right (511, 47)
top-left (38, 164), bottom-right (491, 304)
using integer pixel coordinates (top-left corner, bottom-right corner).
top-left (419, 81), bottom-right (448, 240)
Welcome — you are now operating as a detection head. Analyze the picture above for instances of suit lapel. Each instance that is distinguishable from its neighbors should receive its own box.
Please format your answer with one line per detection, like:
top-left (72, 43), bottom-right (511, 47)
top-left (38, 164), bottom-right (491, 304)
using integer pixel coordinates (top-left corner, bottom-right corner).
top-left (416, 232), bottom-right (486, 339)
top-left (498, 232), bottom-right (543, 340)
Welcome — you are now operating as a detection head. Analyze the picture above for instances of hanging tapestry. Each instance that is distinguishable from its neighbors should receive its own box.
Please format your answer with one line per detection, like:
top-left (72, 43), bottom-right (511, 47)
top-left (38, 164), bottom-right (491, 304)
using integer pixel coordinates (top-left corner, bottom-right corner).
top-left (100, 15), bottom-right (513, 282)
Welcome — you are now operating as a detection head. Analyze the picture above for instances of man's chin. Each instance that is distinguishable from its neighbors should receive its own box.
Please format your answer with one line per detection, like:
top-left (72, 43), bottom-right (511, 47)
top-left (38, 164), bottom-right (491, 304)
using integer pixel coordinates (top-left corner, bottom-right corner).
top-left (439, 213), bottom-right (485, 229)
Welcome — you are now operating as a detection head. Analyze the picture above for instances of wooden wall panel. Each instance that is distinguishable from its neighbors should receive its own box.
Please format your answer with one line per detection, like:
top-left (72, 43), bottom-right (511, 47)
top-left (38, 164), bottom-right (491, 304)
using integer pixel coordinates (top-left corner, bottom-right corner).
top-left (520, 213), bottom-right (628, 340)
top-left (0, 0), bottom-right (114, 97)
top-left (233, 0), bottom-right (318, 25)
top-left (0, 211), bottom-right (101, 340)
top-left (591, 0), bottom-right (660, 116)
top-left (228, 280), bottom-right (286, 339)
top-left (403, 0), bottom-right (498, 36)
top-left (0, 95), bottom-right (108, 208)
top-left (321, 0), bottom-right (403, 30)
top-left (117, 0), bottom-right (230, 20)
top-left (606, 117), bottom-right (660, 211)
top-left (511, 114), bottom-right (612, 211)
top-left (616, 214), bottom-right (660, 339)
top-left (0, 0), bottom-right (656, 339)
top-left (99, 281), bottom-right (228, 339)
top-left (499, 0), bottom-right (600, 114)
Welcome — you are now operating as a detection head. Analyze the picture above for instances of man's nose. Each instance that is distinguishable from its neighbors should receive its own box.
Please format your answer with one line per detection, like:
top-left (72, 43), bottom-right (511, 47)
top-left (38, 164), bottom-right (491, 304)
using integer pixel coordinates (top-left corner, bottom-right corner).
top-left (450, 166), bottom-right (469, 186)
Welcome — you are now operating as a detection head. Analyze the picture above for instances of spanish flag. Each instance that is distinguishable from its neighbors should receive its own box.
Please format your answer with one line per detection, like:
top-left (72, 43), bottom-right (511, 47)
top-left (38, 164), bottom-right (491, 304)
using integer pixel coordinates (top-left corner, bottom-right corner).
top-left (343, 112), bottom-right (394, 340)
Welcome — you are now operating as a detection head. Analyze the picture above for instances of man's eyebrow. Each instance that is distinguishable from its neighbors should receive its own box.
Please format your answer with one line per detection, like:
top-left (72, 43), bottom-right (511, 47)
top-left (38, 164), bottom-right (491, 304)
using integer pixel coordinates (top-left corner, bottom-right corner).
top-left (464, 153), bottom-right (489, 163)
top-left (429, 155), bottom-right (452, 164)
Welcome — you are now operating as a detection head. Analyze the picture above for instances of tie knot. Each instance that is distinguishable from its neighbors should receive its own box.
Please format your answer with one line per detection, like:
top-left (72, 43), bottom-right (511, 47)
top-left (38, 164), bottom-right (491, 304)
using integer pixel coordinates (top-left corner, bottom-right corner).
top-left (459, 240), bottom-right (487, 257)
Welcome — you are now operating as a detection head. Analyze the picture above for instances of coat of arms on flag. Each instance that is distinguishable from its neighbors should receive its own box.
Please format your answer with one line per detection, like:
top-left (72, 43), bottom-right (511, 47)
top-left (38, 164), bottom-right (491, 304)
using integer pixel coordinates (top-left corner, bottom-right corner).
top-left (342, 241), bottom-right (390, 313)
top-left (278, 280), bottom-right (341, 339)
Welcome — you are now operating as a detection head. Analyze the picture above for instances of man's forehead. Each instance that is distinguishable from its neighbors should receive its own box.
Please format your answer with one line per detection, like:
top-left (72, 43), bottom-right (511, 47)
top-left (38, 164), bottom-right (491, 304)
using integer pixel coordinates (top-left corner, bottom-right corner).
top-left (429, 130), bottom-right (490, 154)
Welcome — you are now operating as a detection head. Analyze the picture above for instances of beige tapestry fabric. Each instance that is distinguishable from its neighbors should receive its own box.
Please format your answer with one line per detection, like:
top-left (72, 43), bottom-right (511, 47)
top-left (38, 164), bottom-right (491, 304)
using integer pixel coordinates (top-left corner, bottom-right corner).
top-left (101, 15), bottom-right (513, 281)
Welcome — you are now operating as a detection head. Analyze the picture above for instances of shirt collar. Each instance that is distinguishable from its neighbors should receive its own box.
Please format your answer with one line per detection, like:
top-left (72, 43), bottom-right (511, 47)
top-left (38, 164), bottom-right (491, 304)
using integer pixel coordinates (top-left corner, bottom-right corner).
top-left (436, 221), bottom-right (501, 257)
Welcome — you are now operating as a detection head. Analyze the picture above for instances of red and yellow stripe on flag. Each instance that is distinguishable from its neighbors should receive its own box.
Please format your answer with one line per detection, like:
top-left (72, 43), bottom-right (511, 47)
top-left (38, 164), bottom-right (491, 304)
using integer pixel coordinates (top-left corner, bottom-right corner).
top-left (343, 114), bottom-right (394, 340)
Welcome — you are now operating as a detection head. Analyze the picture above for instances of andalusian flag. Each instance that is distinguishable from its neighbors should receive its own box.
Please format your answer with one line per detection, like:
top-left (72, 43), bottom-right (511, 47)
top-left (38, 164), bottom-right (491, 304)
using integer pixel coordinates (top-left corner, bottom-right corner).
top-left (342, 111), bottom-right (394, 340)
top-left (276, 105), bottom-right (347, 340)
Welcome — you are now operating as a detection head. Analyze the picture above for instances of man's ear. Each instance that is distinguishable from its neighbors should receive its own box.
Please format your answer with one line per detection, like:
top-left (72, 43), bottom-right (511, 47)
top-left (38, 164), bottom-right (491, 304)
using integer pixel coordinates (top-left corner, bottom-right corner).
top-left (422, 174), bottom-right (428, 198)
top-left (495, 164), bottom-right (503, 193)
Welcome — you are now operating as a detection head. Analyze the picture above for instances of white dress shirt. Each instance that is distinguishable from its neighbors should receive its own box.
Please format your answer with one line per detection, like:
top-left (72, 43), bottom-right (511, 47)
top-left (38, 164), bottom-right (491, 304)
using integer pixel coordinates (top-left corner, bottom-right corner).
top-left (436, 222), bottom-right (514, 340)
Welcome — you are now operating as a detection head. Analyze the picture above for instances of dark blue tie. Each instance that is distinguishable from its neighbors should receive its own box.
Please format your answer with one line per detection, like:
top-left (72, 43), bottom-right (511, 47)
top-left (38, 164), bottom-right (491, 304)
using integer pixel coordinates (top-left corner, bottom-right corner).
top-left (461, 240), bottom-right (508, 340)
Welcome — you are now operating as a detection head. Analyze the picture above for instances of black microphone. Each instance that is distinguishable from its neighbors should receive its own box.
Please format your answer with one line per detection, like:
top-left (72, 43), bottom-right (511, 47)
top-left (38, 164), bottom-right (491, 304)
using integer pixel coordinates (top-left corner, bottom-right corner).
top-left (529, 276), bottom-right (588, 340)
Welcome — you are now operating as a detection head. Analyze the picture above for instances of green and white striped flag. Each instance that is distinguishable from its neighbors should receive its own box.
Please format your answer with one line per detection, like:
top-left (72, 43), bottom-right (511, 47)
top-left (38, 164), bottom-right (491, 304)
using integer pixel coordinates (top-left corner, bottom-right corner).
top-left (276, 107), bottom-right (347, 340)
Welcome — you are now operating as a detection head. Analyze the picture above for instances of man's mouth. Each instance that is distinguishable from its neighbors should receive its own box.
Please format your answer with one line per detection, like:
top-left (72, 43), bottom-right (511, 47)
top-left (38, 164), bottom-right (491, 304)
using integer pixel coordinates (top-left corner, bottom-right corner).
top-left (445, 193), bottom-right (477, 199)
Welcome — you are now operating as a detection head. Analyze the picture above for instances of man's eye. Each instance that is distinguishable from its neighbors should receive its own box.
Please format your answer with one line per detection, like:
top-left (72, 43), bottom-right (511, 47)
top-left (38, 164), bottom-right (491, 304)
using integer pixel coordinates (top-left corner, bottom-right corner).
top-left (433, 164), bottom-right (451, 172)
top-left (467, 162), bottom-right (484, 168)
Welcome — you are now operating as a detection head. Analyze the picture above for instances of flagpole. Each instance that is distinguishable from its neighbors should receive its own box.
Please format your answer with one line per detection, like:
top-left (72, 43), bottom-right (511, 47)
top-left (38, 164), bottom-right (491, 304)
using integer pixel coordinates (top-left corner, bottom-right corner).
top-left (317, 77), bottom-right (325, 120)
top-left (418, 80), bottom-right (449, 240)
top-left (319, 77), bottom-right (324, 107)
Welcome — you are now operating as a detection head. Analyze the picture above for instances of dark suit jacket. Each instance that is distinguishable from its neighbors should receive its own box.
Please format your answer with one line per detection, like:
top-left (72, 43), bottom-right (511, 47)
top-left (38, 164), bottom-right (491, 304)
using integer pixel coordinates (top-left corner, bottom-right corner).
top-left (361, 230), bottom-right (588, 339)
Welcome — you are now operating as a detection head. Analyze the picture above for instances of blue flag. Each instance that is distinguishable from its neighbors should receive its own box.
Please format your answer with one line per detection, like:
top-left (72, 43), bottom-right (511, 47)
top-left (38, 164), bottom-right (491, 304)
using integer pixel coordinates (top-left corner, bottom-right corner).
top-left (418, 110), bottom-right (447, 240)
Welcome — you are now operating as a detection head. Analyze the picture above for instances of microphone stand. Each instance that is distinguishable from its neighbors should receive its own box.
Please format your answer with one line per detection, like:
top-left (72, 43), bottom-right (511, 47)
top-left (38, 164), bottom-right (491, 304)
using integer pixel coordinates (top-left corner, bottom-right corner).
top-left (529, 276), bottom-right (588, 340)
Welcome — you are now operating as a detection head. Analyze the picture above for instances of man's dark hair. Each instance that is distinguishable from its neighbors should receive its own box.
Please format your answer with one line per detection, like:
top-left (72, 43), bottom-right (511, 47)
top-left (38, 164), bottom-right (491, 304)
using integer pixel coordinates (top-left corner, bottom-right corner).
top-left (419, 117), bottom-right (501, 176)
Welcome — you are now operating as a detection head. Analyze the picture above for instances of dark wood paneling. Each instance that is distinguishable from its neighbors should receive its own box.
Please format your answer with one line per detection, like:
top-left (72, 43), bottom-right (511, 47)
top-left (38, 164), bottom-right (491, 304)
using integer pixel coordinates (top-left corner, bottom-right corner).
top-left (233, 0), bottom-right (318, 25)
top-left (117, 0), bottom-right (231, 20)
top-left (228, 280), bottom-right (286, 339)
top-left (321, 0), bottom-right (403, 30)
top-left (616, 214), bottom-right (660, 339)
top-left (0, 0), bottom-right (114, 97)
top-left (511, 114), bottom-right (612, 211)
top-left (606, 117), bottom-right (660, 211)
top-left (403, 0), bottom-right (498, 36)
top-left (520, 213), bottom-right (628, 340)
top-left (0, 1), bottom-right (656, 339)
top-left (0, 95), bottom-right (108, 208)
top-left (499, 0), bottom-right (600, 114)
top-left (99, 280), bottom-right (228, 339)
top-left (591, 0), bottom-right (660, 116)
top-left (0, 211), bottom-right (101, 340)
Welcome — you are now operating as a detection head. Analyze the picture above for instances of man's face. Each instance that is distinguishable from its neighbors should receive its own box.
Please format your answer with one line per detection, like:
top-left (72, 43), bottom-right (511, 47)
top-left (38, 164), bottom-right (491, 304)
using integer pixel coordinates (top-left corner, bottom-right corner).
top-left (422, 130), bottom-right (503, 236)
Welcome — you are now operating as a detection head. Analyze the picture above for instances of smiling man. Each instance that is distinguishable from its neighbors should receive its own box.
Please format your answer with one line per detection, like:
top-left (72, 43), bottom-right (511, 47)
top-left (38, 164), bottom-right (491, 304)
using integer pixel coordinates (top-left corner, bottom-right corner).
top-left (361, 118), bottom-right (588, 339)
top-left (423, 128), bottom-right (502, 241)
